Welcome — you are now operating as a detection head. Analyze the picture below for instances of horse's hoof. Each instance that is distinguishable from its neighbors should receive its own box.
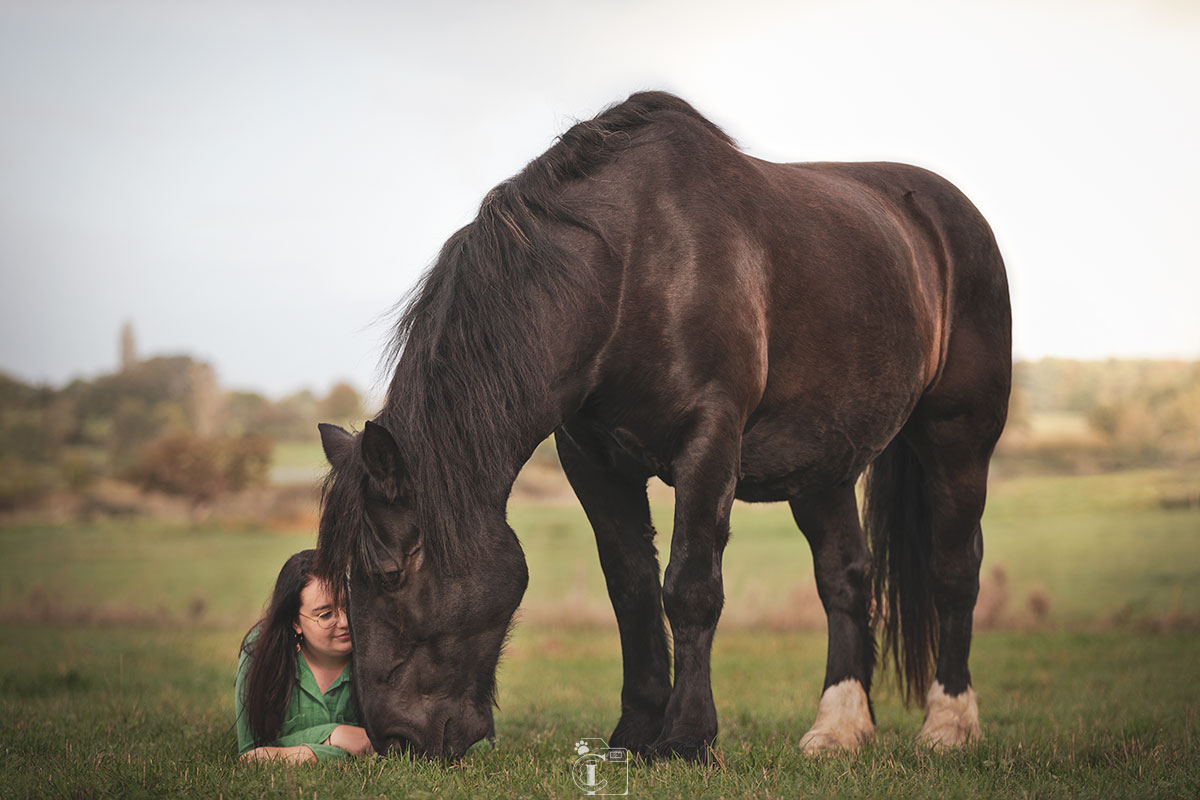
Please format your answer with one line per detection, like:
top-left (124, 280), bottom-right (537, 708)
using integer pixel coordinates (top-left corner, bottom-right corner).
top-left (800, 729), bottom-right (864, 755)
top-left (609, 713), bottom-right (663, 758)
top-left (917, 682), bottom-right (981, 750)
top-left (800, 679), bottom-right (874, 755)
top-left (648, 736), bottom-right (714, 763)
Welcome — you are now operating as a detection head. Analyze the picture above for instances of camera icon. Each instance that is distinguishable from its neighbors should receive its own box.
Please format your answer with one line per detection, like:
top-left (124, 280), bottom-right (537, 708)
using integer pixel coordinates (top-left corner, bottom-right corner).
top-left (571, 737), bottom-right (629, 796)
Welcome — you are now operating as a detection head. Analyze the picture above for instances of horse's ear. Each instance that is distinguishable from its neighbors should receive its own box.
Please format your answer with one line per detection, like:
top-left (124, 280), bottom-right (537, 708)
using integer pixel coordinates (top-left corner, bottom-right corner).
top-left (361, 420), bottom-right (406, 503)
top-left (318, 423), bottom-right (354, 470)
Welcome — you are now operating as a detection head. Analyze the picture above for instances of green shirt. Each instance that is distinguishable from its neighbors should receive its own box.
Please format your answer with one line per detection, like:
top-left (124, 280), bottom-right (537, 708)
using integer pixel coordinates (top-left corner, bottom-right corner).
top-left (235, 634), bottom-right (359, 762)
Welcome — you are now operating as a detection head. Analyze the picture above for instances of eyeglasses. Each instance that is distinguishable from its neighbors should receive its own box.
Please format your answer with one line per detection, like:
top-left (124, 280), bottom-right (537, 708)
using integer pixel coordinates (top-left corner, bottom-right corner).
top-left (298, 609), bottom-right (343, 630)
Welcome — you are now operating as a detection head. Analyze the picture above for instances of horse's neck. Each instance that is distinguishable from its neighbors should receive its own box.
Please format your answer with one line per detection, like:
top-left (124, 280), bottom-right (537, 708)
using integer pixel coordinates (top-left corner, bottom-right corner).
top-left (386, 386), bottom-right (563, 510)
top-left (384, 260), bottom-right (591, 505)
top-left (471, 409), bottom-right (561, 501)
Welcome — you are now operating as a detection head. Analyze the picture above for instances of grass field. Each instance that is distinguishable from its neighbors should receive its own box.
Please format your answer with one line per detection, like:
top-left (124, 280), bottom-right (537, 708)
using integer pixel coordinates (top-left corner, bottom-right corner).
top-left (2, 627), bottom-right (1197, 798)
top-left (1, 469), bottom-right (1198, 797)
top-left (5, 469), bottom-right (1197, 630)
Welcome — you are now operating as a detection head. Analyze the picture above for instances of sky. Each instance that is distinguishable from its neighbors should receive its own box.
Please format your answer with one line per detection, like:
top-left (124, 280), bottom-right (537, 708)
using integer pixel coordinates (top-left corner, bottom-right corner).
top-left (1, 0), bottom-right (1197, 400)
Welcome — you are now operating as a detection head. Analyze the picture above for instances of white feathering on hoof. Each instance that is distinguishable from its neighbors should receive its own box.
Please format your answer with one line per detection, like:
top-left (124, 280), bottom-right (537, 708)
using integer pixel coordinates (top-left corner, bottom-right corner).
top-left (800, 679), bottom-right (874, 754)
top-left (918, 681), bottom-right (982, 749)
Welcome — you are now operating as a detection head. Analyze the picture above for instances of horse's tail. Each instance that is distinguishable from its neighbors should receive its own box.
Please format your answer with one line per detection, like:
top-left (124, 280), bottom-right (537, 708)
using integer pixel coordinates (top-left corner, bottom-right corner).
top-left (864, 431), bottom-right (938, 706)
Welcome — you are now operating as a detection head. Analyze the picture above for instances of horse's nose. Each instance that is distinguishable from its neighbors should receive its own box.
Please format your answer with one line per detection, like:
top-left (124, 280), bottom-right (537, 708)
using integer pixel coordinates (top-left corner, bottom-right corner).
top-left (375, 731), bottom-right (417, 757)
top-left (443, 708), bottom-right (494, 759)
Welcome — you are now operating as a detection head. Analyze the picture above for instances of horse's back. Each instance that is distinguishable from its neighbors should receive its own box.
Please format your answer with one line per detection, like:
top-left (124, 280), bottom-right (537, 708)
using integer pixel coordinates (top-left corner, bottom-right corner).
top-left (566, 133), bottom-right (1008, 496)
top-left (782, 161), bottom-right (1012, 417)
top-left (730, 159), bottom-right (1006, 495)
top-left (783, 160), bottom-right (1010, 324)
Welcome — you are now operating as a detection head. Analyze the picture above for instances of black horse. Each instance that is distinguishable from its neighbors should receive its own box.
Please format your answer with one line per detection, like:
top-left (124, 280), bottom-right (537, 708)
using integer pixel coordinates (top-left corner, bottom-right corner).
top-left (316, 91), bottom-right (1010, 761)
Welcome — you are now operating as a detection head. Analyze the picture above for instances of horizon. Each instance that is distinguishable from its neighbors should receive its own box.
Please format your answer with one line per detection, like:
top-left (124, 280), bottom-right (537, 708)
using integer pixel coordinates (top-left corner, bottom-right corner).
top-left (5, 323), bottom-right (1195, 405)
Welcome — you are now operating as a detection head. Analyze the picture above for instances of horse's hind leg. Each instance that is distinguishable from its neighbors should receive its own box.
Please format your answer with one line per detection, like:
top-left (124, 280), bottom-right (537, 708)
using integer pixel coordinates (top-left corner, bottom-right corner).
top-left (790, 485), bottom-right (876, 753)
top-left (907, 351), bottom-right (1008, 748)
top-left (907, 441), bottom-right (993, 748)
top-left (909, 434), bottom-right (988, 748)
top-left (555, 425), bottom-right (671, 756)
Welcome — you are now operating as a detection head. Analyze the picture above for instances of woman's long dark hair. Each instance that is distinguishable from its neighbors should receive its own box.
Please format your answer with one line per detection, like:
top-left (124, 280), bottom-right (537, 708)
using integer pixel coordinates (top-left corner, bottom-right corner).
top-left (239, 549), bottom-right (319, 747)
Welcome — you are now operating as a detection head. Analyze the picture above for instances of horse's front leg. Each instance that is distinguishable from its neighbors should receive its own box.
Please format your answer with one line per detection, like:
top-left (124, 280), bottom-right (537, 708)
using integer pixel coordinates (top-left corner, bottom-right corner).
top-left (651, 410), bottom-right (740, 762)
top-left (790, 487), bottom-right (876, 753)
top-left (556, 427), bottom-right (671, 756)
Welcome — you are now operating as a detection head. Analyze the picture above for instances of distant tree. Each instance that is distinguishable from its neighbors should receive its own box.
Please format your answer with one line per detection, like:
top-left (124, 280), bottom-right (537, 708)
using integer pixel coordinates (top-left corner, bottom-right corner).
top-left (110, 397), bottom-right (158, 461)
top-left (220, 434), bottom-right (273, 490)
top-left (251, 390), bottom-right (318, 440)
top-left (189, 362), bottom-right (222, 436)
top-left (1006, 385), bottom-right (1032, 433)
top-left (0, 372), bottom-right (43, 408)
top-left (317, 382), bottom-right (365, 426)
top-left (60, 450), bottom-right (98, 493)
top-left (0, 412), bottom-right (58, 463)
top-left (1085, 362), bottom-right (1200, 466)
top-left (85, 356), bottom-right (198, 414)
top-left (224, 391), bottom-right (270, 435)
top-left (0, 455), bottom-right (59, 510)
top-left (0, 373), bottom-right (66, 464)
top-left (132, 431), bottom-right (272, 505)
top-left (41, 394), bottom-right (77, 446)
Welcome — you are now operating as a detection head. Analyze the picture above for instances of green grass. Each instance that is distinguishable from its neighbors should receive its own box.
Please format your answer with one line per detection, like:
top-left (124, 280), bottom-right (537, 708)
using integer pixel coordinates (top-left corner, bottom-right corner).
top-left (6, 469), bottom-right (1195, 630)
top-left (1, 521), bottom-right (307, 625)
top-left (979, 470), bottom-right (1200, 623)
top-left (0, 469), bottom-right (1198, 797)
top-left (269, 441), bottom-right (328, 485)
top-left (1, 626), bottom-right (1197, 798)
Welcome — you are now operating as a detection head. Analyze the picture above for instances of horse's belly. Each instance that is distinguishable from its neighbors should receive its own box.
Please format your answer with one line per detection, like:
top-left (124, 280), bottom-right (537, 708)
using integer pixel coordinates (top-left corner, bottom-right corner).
top-left (735, 389), bottom-right (916, 502)
top-left (736, 429), bottom-right (868, 502)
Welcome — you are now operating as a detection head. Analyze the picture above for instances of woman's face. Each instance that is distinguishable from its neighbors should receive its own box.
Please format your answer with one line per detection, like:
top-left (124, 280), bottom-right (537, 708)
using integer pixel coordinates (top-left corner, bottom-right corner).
top-left (292, 578), bottom-right (352, 661)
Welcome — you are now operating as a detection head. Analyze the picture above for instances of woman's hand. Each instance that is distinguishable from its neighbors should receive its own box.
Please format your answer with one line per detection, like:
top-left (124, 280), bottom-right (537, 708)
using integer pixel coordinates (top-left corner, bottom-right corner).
top-left (326, 724), bottom-right (374, 756)
top-left (239, 746), bottom-right (317, 764)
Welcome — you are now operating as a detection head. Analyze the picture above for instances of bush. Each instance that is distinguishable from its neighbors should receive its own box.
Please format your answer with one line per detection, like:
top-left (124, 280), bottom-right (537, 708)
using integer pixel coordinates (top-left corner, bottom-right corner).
top-left (60, 451), bottom-right (99, 493)
top-left (0, 456), bottom-right (60, 510)
top-left (131, 432), bottom-right (272, 505)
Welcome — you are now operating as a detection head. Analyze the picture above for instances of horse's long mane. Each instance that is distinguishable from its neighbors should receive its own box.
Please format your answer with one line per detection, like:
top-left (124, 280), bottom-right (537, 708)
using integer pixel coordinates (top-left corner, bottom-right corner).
top-left (318, 92), bottom-right (735, 580)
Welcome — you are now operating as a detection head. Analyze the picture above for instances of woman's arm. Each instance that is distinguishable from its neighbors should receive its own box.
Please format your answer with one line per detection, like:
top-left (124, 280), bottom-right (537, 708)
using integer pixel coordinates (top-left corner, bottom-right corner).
top-left (239, 745), bottom-right (317, 764)
top-left (234, 647), bottom-right (257, 757)
top-left (272, 723), bottom-right (372, 759)
top-left (235, 639), bottom-right (369, 763)
top-left (274, 723), bottom-right (346, 760)
top-left (325, 724), bottom-right (373, 756)
top-left (236, 644), bottom-right (332, 763)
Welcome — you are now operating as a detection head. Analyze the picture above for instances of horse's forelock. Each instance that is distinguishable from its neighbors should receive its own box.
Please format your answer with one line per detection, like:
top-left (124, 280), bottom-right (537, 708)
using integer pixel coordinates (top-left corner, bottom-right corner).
top-left (316, 457), bottom-right (368, 610)
top-left (318, 450), bottom-right (415, 609)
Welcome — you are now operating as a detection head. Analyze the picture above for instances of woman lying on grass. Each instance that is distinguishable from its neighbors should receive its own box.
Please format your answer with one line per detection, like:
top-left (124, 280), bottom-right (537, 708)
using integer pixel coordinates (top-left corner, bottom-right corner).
top-left (236, 549), bottom-right (373, 763)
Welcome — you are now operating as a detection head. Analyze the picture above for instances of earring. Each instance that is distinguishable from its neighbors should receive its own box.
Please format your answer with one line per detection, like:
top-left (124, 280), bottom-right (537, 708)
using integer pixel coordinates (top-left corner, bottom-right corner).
top-left (295, 632), bottom-right (303, 653)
